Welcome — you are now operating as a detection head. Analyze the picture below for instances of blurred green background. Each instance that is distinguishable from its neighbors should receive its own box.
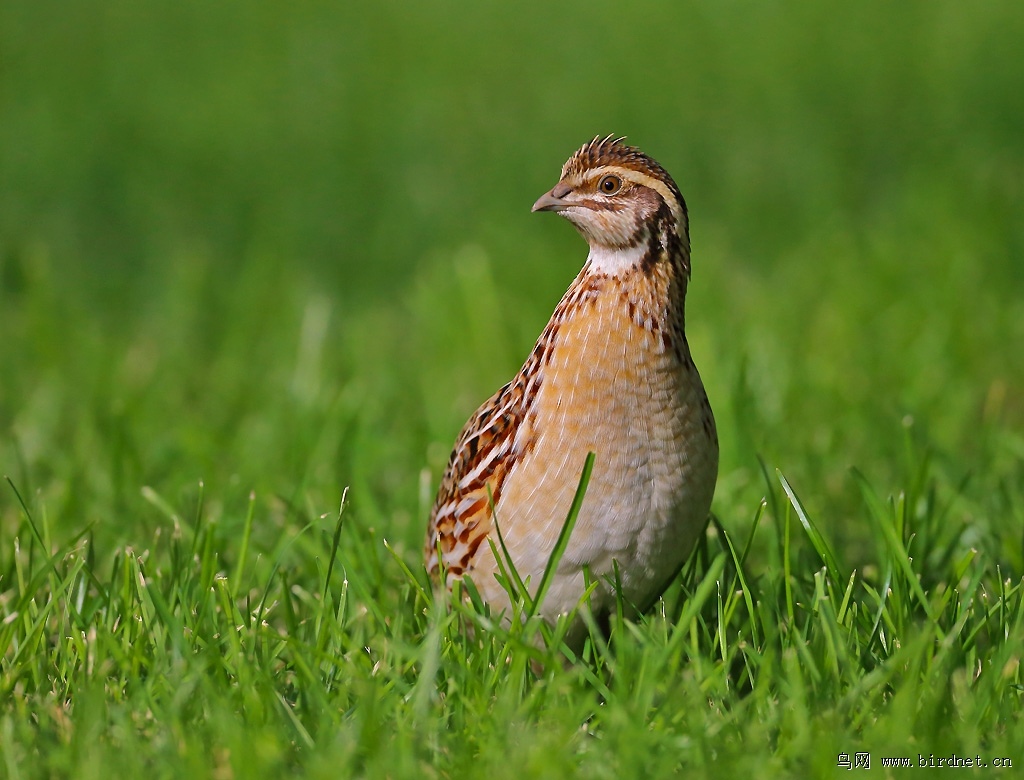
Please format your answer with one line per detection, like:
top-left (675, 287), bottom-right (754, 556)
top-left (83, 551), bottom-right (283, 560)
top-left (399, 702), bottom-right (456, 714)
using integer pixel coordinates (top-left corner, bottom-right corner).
top-left (2, 0), bottom-right (1023, 569)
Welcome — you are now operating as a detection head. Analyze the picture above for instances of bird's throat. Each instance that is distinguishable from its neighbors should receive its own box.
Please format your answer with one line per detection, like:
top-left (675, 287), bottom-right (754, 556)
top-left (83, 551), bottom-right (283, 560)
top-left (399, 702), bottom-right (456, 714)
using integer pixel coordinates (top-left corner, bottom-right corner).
top-left (586, 242), bottom-right (652, 276)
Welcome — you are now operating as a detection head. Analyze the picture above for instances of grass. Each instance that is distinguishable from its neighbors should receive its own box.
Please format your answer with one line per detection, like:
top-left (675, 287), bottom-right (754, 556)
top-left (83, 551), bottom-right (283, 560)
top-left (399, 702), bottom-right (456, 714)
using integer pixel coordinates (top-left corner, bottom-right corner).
top-left (2, 0), bottom-right (1024, 776)
top-left (2, 449), bottom-right (1023, 777)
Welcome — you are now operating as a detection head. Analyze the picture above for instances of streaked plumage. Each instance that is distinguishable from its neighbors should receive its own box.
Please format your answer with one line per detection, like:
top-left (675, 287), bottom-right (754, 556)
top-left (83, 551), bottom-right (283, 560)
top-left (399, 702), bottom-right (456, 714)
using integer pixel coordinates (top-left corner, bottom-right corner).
top-left (425, 136), bottom-right (718, 643)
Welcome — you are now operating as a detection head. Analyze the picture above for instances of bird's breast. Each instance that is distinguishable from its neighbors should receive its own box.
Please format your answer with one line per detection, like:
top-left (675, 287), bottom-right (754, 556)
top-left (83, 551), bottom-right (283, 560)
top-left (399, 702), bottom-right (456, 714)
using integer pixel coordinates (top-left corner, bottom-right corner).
top-left (488, 268), bottom-right (718, 614)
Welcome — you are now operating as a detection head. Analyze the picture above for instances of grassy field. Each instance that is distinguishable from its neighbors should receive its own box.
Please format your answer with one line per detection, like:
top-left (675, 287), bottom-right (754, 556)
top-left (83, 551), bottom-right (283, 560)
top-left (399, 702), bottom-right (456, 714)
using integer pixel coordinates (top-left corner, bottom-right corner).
top-left (2, 0), bottom-right (1024, 776)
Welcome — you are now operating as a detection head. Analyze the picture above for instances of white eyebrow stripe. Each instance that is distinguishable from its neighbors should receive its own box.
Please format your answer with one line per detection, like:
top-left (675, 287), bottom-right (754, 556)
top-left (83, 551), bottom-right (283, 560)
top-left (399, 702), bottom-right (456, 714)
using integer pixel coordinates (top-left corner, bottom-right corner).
top-left (584, 165), bottom-right (683, 223)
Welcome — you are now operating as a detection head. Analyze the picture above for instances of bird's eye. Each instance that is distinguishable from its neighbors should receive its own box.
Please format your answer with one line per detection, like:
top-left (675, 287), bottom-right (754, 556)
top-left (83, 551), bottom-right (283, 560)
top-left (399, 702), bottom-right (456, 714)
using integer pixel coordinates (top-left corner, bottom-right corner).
top-left (598, 175), bottom-right (621, 195)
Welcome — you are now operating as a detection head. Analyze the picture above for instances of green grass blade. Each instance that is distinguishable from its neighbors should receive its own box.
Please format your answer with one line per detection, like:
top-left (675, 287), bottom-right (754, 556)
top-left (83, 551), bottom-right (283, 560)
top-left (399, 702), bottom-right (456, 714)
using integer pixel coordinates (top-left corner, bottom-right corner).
top-left (529, 452), bottom-right (595, 621)
top-left (231, 491), bottom-right (257, 600)
top-left (852, 468), bottom-right (935, 622)
top-left (778, 470), bottom-right (844, 589)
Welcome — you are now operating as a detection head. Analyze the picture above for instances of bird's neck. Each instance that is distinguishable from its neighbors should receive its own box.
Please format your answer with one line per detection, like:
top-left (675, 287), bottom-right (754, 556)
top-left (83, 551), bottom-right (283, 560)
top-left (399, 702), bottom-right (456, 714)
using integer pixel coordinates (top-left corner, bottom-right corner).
top-left (585, 217), bottom-right (690, 285)
top-left (581, 218), bottom-right (690, 340)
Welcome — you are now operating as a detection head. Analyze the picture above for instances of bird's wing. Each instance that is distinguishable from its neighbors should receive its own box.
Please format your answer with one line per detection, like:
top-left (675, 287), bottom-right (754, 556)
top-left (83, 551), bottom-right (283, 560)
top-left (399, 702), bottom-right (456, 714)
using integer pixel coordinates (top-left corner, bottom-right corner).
top-left (425, 379), bottom-right (526, 579)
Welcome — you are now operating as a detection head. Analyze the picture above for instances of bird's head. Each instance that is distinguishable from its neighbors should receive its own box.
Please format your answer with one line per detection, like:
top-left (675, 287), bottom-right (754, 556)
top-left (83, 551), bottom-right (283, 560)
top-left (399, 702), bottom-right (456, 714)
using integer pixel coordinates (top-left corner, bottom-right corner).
top-left (532, 136), bottom-right (689, 264)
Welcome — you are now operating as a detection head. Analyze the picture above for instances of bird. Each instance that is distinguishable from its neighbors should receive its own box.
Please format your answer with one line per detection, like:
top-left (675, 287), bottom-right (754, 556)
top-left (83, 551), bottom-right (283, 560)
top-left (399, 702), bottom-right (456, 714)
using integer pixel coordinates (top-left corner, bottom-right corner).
top-left (424, 135), bottom-right (718, 648)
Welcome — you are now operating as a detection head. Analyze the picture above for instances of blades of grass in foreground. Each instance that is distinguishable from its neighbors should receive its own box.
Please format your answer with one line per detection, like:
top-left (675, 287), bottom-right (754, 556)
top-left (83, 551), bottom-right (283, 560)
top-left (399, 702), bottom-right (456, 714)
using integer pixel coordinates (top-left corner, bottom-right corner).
top-left (784, 499), bottom-right (795, 626)
top-left (384, 540), bottom-right (429, 604)
top-left (852, 468), bottom-right (935, 622)
top-left (711, 512), bottom-right (761, 649)
top-left (484, 453), bottom-right (594, 653)
top-left (660, 552), bottom-right (726, 664)
top-left (778, 470), bottom-right (845, 592)
top-left (231, 491), bottom-right (257, 599)
top-left (321, 487), bottom-right (349, 604)
top-left (6, 477), bottom-right (49, 558)
top-left (489, 485), bottom-right (532, 611)
top-left (256, 518), bottom-right (318, 630)
top-left (529, 452), bottom-right (595, 622)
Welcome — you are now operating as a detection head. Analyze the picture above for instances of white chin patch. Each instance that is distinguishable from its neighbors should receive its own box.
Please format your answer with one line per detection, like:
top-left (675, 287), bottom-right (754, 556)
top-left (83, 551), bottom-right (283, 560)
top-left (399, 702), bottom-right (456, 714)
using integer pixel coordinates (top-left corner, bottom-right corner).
top-left (587, 242), bottom-right (650, 276)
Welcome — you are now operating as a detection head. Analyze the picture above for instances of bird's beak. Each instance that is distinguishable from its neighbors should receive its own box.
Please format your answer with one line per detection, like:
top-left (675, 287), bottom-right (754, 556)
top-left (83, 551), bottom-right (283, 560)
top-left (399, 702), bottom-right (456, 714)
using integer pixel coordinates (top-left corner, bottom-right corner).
top-left (531, 184), bottom-right (572, 213)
